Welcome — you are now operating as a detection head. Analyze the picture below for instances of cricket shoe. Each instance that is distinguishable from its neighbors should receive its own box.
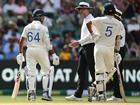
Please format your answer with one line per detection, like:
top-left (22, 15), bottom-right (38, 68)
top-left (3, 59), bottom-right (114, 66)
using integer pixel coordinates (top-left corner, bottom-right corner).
top-left (42, 91), bottom-right (53, 101)
top-left (88, 86), bottom-right (96, 102)
top-left (107, 96), bottom-right (122, 102)
top-left (96, 94), bottom-right (106, 101)
top-left (27, 90), bottom-right (36, 101)
top-left (65, 95), bottom-right (82, 101)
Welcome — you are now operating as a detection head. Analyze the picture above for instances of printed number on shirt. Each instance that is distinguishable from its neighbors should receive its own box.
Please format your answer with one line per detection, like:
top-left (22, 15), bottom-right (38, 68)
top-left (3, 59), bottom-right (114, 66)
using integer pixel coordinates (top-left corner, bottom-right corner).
top-left (105, 26), bottom-right (113, 37)
top-left (27, 32), bottom-right (40, 42)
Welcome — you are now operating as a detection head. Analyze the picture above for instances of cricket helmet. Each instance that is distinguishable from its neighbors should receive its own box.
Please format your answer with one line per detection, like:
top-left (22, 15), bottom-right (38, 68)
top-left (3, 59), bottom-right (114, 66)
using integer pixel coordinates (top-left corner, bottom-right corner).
top-left (103, 3), bottom-right (116, 15)
top-left (32, 9), bottom-right (45, 19)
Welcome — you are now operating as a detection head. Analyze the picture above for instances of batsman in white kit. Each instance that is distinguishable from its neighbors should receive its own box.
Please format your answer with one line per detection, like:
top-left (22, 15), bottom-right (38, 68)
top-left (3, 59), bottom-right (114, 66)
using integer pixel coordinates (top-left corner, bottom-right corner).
top-left (16, 9), bottom-right (59, 101)
top-left (71, 3), bottom-right (123, 101)
top-left (87, 3), bottom-right (123, 101)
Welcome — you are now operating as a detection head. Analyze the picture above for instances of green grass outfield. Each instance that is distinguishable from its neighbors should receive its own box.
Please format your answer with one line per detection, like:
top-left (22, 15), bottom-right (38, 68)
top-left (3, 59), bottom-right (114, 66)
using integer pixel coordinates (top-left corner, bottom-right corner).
top-left (0, 96), bottom-right (140, 105)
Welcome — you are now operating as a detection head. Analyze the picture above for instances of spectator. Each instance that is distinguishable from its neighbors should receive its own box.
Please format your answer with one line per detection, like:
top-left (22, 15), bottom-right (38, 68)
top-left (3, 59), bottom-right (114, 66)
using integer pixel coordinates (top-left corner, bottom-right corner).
top-left (26, 11), bottom-right (33, 23)
top-left (112, 0), bottom-right (125, 11)
top-left (3, 0), bottom-right (17, 16)
top-left (126, 42), bottom-right (138, 60)
top-left (14, 0), bottom-right (27, 16)
top-left (135, 0), bottom-right (140, 23)
top-left (3, 20), bottom-right (20, 43)
top-left (51, 34), bottom-right (62, 53)
top-left (0, 40), bottom-right (5, 60)
top-left (91, 0), bottom-right (102, 17)
top-left (70, 48), bottom-right (79, 61)
top-left (123, 1), bottom-right (135, 23)
top-left (127, 17), bottom-right (140, 33)
top-left (59, 45), bottom-right (71, 61)
top-left (0, 6), bottom-right (3, 28)
top-left (56, 12), bottom-right (76, 34)
top-left (127, 17), bottom-right (140, 44)
top-left (36, 0), bottom-right (56, 18)
top-left (3, 36), bottom-right (18, 60)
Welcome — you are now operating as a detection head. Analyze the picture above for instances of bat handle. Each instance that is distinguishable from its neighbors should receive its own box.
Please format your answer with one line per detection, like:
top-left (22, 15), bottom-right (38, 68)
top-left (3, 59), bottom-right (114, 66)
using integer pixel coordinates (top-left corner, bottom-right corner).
top-left (16, 63), bottom-right (23, 80)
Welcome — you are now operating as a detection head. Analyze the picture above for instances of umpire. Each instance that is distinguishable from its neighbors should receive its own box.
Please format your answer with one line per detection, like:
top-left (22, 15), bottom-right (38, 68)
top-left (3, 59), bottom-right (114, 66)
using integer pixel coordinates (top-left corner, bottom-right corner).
top-left (65, 2), bottom-right (95, 101)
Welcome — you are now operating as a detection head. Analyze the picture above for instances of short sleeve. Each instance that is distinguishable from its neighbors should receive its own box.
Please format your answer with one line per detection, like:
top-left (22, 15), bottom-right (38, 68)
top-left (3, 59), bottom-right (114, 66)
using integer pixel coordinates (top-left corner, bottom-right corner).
top-left (43, 27), bottom-right (53, 50)
top-left (91, 17), bottom-right (100, 27)
top-left (21, 27), bottom-right (27, 38)
top-left (43, 26), bottom-right (49, 37)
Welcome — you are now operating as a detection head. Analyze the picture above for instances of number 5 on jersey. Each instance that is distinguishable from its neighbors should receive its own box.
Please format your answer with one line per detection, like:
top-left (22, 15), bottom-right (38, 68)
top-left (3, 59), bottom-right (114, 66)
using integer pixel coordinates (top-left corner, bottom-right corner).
top-left (105, 26), bottom-right (113, 37)
top-left (27, 32), bottom-right (40, 42)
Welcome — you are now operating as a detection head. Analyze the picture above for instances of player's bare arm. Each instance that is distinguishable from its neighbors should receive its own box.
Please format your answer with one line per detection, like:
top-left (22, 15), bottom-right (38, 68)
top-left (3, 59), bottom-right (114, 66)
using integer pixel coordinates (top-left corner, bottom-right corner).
top-left (19, 37), bottom-right (26, 53)
top-left (114, 35), bottom-right (121, 52)
top-left (86, 21), bottom-right (93, 33)
top-left (114, 35), bottom-right (122, 65)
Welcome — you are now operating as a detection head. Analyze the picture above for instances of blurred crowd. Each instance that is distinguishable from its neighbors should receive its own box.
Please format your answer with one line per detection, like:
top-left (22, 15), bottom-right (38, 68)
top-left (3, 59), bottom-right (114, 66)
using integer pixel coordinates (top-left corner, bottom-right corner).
top-left (0, 0), bottom-right (140, 61)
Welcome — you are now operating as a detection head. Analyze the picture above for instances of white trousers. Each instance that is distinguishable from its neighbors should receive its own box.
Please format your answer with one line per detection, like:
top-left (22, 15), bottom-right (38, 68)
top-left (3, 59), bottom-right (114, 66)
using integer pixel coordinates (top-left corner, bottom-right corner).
top-left (26, 47), bottom-right (51, 76)
top-left (94, 45), bottom-right (114, 74)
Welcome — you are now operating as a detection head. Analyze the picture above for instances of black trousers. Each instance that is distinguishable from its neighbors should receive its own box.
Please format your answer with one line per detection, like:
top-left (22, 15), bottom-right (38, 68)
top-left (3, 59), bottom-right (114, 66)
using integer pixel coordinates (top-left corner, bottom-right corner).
top-left (74, 43), bottom-right (95, 98)
top-left (113, 45), bottom-right (127, 98)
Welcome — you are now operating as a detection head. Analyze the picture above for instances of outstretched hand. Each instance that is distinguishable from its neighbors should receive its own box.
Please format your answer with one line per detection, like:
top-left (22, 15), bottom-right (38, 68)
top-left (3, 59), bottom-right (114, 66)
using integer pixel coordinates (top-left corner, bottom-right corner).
top-left (69, 40), bottom-right (80, 48)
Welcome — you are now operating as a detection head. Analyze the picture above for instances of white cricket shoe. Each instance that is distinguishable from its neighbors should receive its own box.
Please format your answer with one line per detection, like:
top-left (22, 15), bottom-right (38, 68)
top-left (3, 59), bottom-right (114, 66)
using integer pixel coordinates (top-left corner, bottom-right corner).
top-left (92, 96), bottom-right (96, 101)
top-left (27, 90), bottom-right (36, 101)
top-left (107, 96), bottom-right (122, 102)
top-left (65, 95), bottom-right (82, 101)
top-left (96, 94), bottom-right (106, 101)
top-left (42, 91), bottom-right (53, 101)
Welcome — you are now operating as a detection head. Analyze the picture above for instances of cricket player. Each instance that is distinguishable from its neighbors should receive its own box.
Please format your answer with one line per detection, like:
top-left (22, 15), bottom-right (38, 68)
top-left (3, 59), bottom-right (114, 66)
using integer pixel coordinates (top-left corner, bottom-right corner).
top-left (70, 3), bottom-right (123, 101)
top-left (16, 9), bottom-right (59, 101)
top-left (107, 8), bottom-right (126, 102)
top-left (87, 3), bottom-right (123, 101)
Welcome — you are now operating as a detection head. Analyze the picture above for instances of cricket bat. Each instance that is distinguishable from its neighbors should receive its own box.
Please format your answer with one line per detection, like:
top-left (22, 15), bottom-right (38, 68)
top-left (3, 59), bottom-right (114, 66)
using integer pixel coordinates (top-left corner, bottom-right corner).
top-left (115, 60), bottom-right (127, 102)
top-left (11, 62), bottom-right (23, 99)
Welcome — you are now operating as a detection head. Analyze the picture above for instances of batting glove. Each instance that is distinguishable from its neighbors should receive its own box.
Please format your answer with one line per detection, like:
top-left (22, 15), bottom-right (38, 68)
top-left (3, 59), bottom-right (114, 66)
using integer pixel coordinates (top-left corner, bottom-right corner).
top-left (52, 53), bottom-right (60, 66)
top-left (16, 53), bottom-right (25, 65)
top-left (114, 53), bottom-right (122, 64)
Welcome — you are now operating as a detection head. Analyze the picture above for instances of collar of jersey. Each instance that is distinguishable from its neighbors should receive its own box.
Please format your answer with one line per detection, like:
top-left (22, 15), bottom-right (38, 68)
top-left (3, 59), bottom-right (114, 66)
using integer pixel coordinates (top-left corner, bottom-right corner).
top-left (32, 20), bottom-right (41, 24)
top-left (85, 14), bottom-right (93, 19)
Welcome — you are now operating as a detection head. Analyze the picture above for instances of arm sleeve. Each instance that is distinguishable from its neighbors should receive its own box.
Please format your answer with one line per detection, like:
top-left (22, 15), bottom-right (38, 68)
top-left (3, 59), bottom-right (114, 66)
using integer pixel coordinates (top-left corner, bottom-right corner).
top-left (44, 27), bottom-right (53, 50)
top-left (78, 33), bottom-right (100, 45)
top-left (79, 18), bottom-right (101, 45)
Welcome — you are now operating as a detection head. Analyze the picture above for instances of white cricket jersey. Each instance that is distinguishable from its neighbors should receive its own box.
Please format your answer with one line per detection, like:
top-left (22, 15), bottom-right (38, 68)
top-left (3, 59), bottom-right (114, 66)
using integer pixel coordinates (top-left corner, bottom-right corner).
top-left (120, 23), bottom-right (125, 47)
top-left (21, 21), bottom-right (52, 50)
top-left (80, 14), bottom-right (96, 46)
top-left (92, 16), bottom-right (123, 48)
